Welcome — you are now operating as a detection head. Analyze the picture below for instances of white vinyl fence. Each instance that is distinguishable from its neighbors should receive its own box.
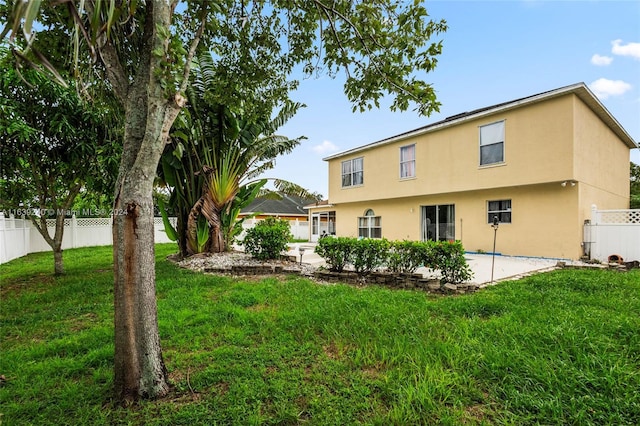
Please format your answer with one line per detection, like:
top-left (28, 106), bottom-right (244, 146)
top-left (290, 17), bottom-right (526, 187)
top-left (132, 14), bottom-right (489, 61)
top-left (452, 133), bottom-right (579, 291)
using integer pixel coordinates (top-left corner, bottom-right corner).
top-left (240, 218), bottom-right (309, 241)
top-left (584, 206), bottom-right (640, 263)
top-left (0, 213), bottom-right (309, 264)
top-left (0, 213), bottom-right (176, 264)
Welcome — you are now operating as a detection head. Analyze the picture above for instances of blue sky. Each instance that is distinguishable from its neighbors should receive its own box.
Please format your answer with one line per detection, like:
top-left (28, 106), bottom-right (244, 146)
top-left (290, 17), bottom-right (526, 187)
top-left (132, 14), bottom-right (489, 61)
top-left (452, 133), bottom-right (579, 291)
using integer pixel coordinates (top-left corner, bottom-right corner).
top-left (262, 1), bottom-right (640, 197)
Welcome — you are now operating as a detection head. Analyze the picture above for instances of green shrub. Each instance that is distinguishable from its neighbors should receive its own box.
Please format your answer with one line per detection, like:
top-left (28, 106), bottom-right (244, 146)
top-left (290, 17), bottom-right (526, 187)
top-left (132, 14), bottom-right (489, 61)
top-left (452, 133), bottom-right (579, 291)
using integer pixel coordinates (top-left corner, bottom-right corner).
top-left (352, 238), bottom-right (390, 274)
top-left (243, 217), bottom-right (292, 260)
top-left (314, 237), bottom-right (354, 272)
top-left (315, 237), bottom-right (473, 283)
top-left (432, 240), bottom-right (473, 284)
top-left (387, 240), bottom-right (432, 274)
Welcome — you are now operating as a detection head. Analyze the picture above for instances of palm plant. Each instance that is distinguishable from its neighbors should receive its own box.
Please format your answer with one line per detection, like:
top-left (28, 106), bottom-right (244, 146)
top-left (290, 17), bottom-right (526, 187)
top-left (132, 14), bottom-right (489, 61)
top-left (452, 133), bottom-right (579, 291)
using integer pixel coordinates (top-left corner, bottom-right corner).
top-left (158, 52), bottom-right (316, 255)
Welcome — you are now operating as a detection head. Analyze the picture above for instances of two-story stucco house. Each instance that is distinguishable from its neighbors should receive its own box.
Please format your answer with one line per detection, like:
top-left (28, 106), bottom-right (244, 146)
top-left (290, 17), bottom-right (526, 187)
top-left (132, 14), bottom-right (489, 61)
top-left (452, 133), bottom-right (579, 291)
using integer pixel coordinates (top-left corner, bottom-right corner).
top-left (307, 83), bottom-right (638, 259)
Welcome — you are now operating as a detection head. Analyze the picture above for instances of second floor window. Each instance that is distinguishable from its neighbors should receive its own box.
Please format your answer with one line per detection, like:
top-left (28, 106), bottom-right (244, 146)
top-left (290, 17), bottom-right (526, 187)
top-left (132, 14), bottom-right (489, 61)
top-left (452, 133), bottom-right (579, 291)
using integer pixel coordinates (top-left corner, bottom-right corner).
top-left (400, 144), bottom-right (416, 178)
top-left (342, 157), bottom-right (364, 187)
top-left (479, 120), bottom-right (505, 166)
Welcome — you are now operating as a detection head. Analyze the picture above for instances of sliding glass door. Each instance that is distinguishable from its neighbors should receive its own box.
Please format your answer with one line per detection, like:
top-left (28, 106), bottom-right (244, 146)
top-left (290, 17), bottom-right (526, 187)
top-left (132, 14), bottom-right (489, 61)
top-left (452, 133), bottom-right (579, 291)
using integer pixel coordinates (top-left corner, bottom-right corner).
top-left (421, 204), bottom-right (455, 242)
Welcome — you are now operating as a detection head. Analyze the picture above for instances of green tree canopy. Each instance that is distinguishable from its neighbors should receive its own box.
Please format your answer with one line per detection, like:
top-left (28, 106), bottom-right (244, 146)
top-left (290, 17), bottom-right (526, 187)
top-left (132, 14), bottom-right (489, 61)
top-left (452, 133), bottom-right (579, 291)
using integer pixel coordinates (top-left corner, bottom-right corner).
top-left (0, 47), bottom-right (121, 275)
top-left (631, 162), bottom-right (640, 209)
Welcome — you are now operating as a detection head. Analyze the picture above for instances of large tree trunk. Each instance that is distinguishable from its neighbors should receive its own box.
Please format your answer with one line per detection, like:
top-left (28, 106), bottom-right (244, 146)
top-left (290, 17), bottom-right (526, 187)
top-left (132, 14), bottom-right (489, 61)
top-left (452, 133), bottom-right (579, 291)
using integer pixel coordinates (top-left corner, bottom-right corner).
top-left (112, 110), bottom-right (181, 401)
top-left (113, 187), bottom-right (169, 402)
top-left (110, 2), bottom-right (183, 402)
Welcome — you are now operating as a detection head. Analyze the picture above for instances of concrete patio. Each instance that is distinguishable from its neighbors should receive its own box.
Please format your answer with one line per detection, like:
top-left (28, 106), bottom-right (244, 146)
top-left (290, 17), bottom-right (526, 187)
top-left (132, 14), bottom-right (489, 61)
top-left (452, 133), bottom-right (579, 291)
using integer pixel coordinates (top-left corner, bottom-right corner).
top-left (288, 243), bottom-right (567, 287)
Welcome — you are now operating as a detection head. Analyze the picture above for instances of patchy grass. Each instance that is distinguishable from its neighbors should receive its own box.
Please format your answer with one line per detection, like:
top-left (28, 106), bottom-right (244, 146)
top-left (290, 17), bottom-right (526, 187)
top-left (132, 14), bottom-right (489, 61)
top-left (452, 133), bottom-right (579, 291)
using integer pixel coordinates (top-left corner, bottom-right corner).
top-left (1, 244), bottom-right (639, 425)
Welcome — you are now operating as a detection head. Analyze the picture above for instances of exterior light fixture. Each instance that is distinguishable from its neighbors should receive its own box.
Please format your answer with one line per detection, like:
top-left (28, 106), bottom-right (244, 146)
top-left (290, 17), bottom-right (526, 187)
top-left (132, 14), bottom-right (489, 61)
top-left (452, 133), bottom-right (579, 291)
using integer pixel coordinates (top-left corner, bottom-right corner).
top-left (561, 181), bottom-right (567, 187)
top-left (298, 246), bottom-right (306, 264)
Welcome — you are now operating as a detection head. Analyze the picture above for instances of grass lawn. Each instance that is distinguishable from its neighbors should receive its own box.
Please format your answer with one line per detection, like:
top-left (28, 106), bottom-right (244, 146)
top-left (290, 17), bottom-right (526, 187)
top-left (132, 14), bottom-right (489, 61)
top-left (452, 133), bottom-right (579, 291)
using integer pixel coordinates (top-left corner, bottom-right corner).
top-left (1, 244), bottom-right (639, 425)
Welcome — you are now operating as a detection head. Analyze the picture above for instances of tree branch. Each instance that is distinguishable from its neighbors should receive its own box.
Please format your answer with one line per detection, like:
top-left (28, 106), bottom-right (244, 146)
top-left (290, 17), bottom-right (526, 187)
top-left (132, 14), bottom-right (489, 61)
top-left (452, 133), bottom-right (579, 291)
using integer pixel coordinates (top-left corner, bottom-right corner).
top-left (317, 3), bottom-right (351, 79)
top-left (178, 11), bottom-right (208, 96)
top-left (97, 42), bottom-right (130, 105)
top-left (311, 0), bottom-right (421, 103)
top-left (79, 0), bottom-right (130, 104)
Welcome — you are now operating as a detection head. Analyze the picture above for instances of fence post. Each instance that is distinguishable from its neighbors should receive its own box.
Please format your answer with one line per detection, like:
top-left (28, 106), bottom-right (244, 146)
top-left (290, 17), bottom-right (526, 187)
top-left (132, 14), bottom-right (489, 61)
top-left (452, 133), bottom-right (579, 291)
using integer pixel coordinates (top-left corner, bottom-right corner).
top-left (590, 204), bottom-right (598, 261)
top-left (109, 215), bottom-right (114, 245)
top-left (23, 215), bottom-right (30, 256)
top-left (0, 212), bottom-right (5, 264)
top-left (71, 213), bottom-right (78, 249)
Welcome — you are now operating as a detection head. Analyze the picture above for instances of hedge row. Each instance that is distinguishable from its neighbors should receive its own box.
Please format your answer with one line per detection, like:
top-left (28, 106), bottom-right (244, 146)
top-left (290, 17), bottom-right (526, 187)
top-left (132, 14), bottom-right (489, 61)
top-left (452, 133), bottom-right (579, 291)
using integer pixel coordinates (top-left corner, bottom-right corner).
top-left (314, 237), bottom-right (473, 284)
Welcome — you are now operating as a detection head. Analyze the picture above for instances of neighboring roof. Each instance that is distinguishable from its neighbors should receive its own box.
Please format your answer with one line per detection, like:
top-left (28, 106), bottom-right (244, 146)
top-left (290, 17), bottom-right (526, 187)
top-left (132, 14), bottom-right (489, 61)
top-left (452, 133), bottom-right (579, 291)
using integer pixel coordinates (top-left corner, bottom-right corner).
top-left (303, 199), bottom-right (333, 210)
top-left (241, 195), bottom-right (315, 216)
top-left (323, 82), bottom-right (638, 161)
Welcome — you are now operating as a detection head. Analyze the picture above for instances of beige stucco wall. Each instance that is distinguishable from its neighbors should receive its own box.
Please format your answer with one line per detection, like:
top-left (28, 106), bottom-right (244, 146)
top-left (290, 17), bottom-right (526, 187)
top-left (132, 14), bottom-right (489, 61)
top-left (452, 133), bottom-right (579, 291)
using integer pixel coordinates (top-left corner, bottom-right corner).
top-left (327, 95), bottom-right (577, 204)
top-left (573, 95), bottom-right (631, 206)
top-left (330, 183), bottom-right (581, 259)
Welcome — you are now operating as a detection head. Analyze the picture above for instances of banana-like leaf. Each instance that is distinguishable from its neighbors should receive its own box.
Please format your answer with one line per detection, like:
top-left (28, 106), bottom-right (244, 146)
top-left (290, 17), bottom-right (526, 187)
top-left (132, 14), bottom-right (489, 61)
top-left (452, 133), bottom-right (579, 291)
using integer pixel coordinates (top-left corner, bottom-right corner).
top-left (23, 0), bottom-right (42, 40)
top-left (160, 155), bottom-right (178, 188)
top-left (196, 214), bottom-right (209, 253)
top-left (157, 198), bottom-right (178, 241)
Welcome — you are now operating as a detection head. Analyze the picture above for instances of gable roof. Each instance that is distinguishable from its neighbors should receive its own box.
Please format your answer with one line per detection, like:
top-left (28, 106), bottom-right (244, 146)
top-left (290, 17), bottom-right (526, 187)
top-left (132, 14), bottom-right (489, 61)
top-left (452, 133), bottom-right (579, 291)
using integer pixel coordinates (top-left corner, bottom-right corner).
top-left (323, 82), bottom-right (638, 161)
top-left (241, 195), bottom-right (315, 216)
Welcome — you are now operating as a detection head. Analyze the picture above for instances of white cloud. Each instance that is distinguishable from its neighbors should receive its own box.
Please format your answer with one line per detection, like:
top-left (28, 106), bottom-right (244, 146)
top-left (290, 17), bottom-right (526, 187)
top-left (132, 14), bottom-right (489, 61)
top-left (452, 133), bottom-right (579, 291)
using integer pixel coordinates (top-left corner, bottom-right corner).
top-left (589, 78), bottom-right (632, 99)
top-left (590, 54), bottom-right (613, 66)
top-left (611, 39), bottom-right (640, 60)
top-left (311, 140), bottom-right (339, 155)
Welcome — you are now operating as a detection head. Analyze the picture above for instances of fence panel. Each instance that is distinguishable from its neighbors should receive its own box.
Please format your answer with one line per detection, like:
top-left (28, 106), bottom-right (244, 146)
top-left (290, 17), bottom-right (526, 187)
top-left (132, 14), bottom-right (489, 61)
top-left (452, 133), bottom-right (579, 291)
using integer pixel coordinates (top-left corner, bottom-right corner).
top-left (239, 218), bottom-right (309, 241)
top-left (1, 214), bottom-right (313, 263)
top-left (588, 207), bottom-right (640, 262)
top-left (0, 214), bottom-right (30, 263)
top-left (75, 217), bottom-right (113, 248)
top-left (0, 215), bottom-right (178, 264)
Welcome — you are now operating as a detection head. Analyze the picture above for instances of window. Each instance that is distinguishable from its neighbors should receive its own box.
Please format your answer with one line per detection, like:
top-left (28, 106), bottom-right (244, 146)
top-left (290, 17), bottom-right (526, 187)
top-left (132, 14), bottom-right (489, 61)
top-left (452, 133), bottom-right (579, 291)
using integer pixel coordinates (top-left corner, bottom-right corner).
top-left (479, 120), bottom-right (505, 166)
top-left (400, 144), bottom-right (416, 178)
top-left (488, 199), bottom-right (511, 223)
top-left (341, 157), bottom-right (364, 187)
top-left (358, 209), bottom-right (381, 238)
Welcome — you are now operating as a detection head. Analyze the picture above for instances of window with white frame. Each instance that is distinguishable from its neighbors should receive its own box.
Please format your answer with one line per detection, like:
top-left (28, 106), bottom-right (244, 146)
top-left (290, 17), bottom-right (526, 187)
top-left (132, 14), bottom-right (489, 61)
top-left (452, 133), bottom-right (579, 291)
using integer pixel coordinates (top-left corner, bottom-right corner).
top-left (487, 199), bottom-right (511, 223)
top-left (400, 144), bottom-right (416, 178)
top-left (479, 120), bottom-right (505, 166)
top-left (341, 157), bottom-right (364, 187)
top-left (358, 209), bottom-right (381, 238)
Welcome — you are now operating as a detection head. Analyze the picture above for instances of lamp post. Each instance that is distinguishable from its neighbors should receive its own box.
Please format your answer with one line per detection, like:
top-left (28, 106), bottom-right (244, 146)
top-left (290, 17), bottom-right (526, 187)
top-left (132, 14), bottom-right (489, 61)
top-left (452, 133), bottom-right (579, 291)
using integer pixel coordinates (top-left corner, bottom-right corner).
top-left (298, 246), bottom-right (306, 265)
top-left (491, 215), bottom-right (499, 285)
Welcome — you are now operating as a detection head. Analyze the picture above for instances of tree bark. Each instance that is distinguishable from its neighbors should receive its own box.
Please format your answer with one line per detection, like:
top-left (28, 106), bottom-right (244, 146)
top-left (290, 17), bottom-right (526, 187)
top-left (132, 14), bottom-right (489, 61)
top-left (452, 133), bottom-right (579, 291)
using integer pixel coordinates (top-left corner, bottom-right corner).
top-left (30, 212), bottom-right (67, 275)
top-left (209, 209), bottom-right (225, 253)
top-left (110, 2), bottom-right (182, 402)
top-left (53, 246), bottom-right (64, 275)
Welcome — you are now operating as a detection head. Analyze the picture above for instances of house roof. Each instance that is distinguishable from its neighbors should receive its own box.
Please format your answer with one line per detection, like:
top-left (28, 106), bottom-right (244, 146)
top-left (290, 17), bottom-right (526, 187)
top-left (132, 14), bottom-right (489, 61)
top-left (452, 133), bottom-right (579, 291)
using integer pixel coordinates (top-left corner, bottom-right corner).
top-left (323, 82), bottom-right (638, 161)
top-left (241, 195), bottom-right (315, 216)
top-left (303, 199), bottom-right (333, 210)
